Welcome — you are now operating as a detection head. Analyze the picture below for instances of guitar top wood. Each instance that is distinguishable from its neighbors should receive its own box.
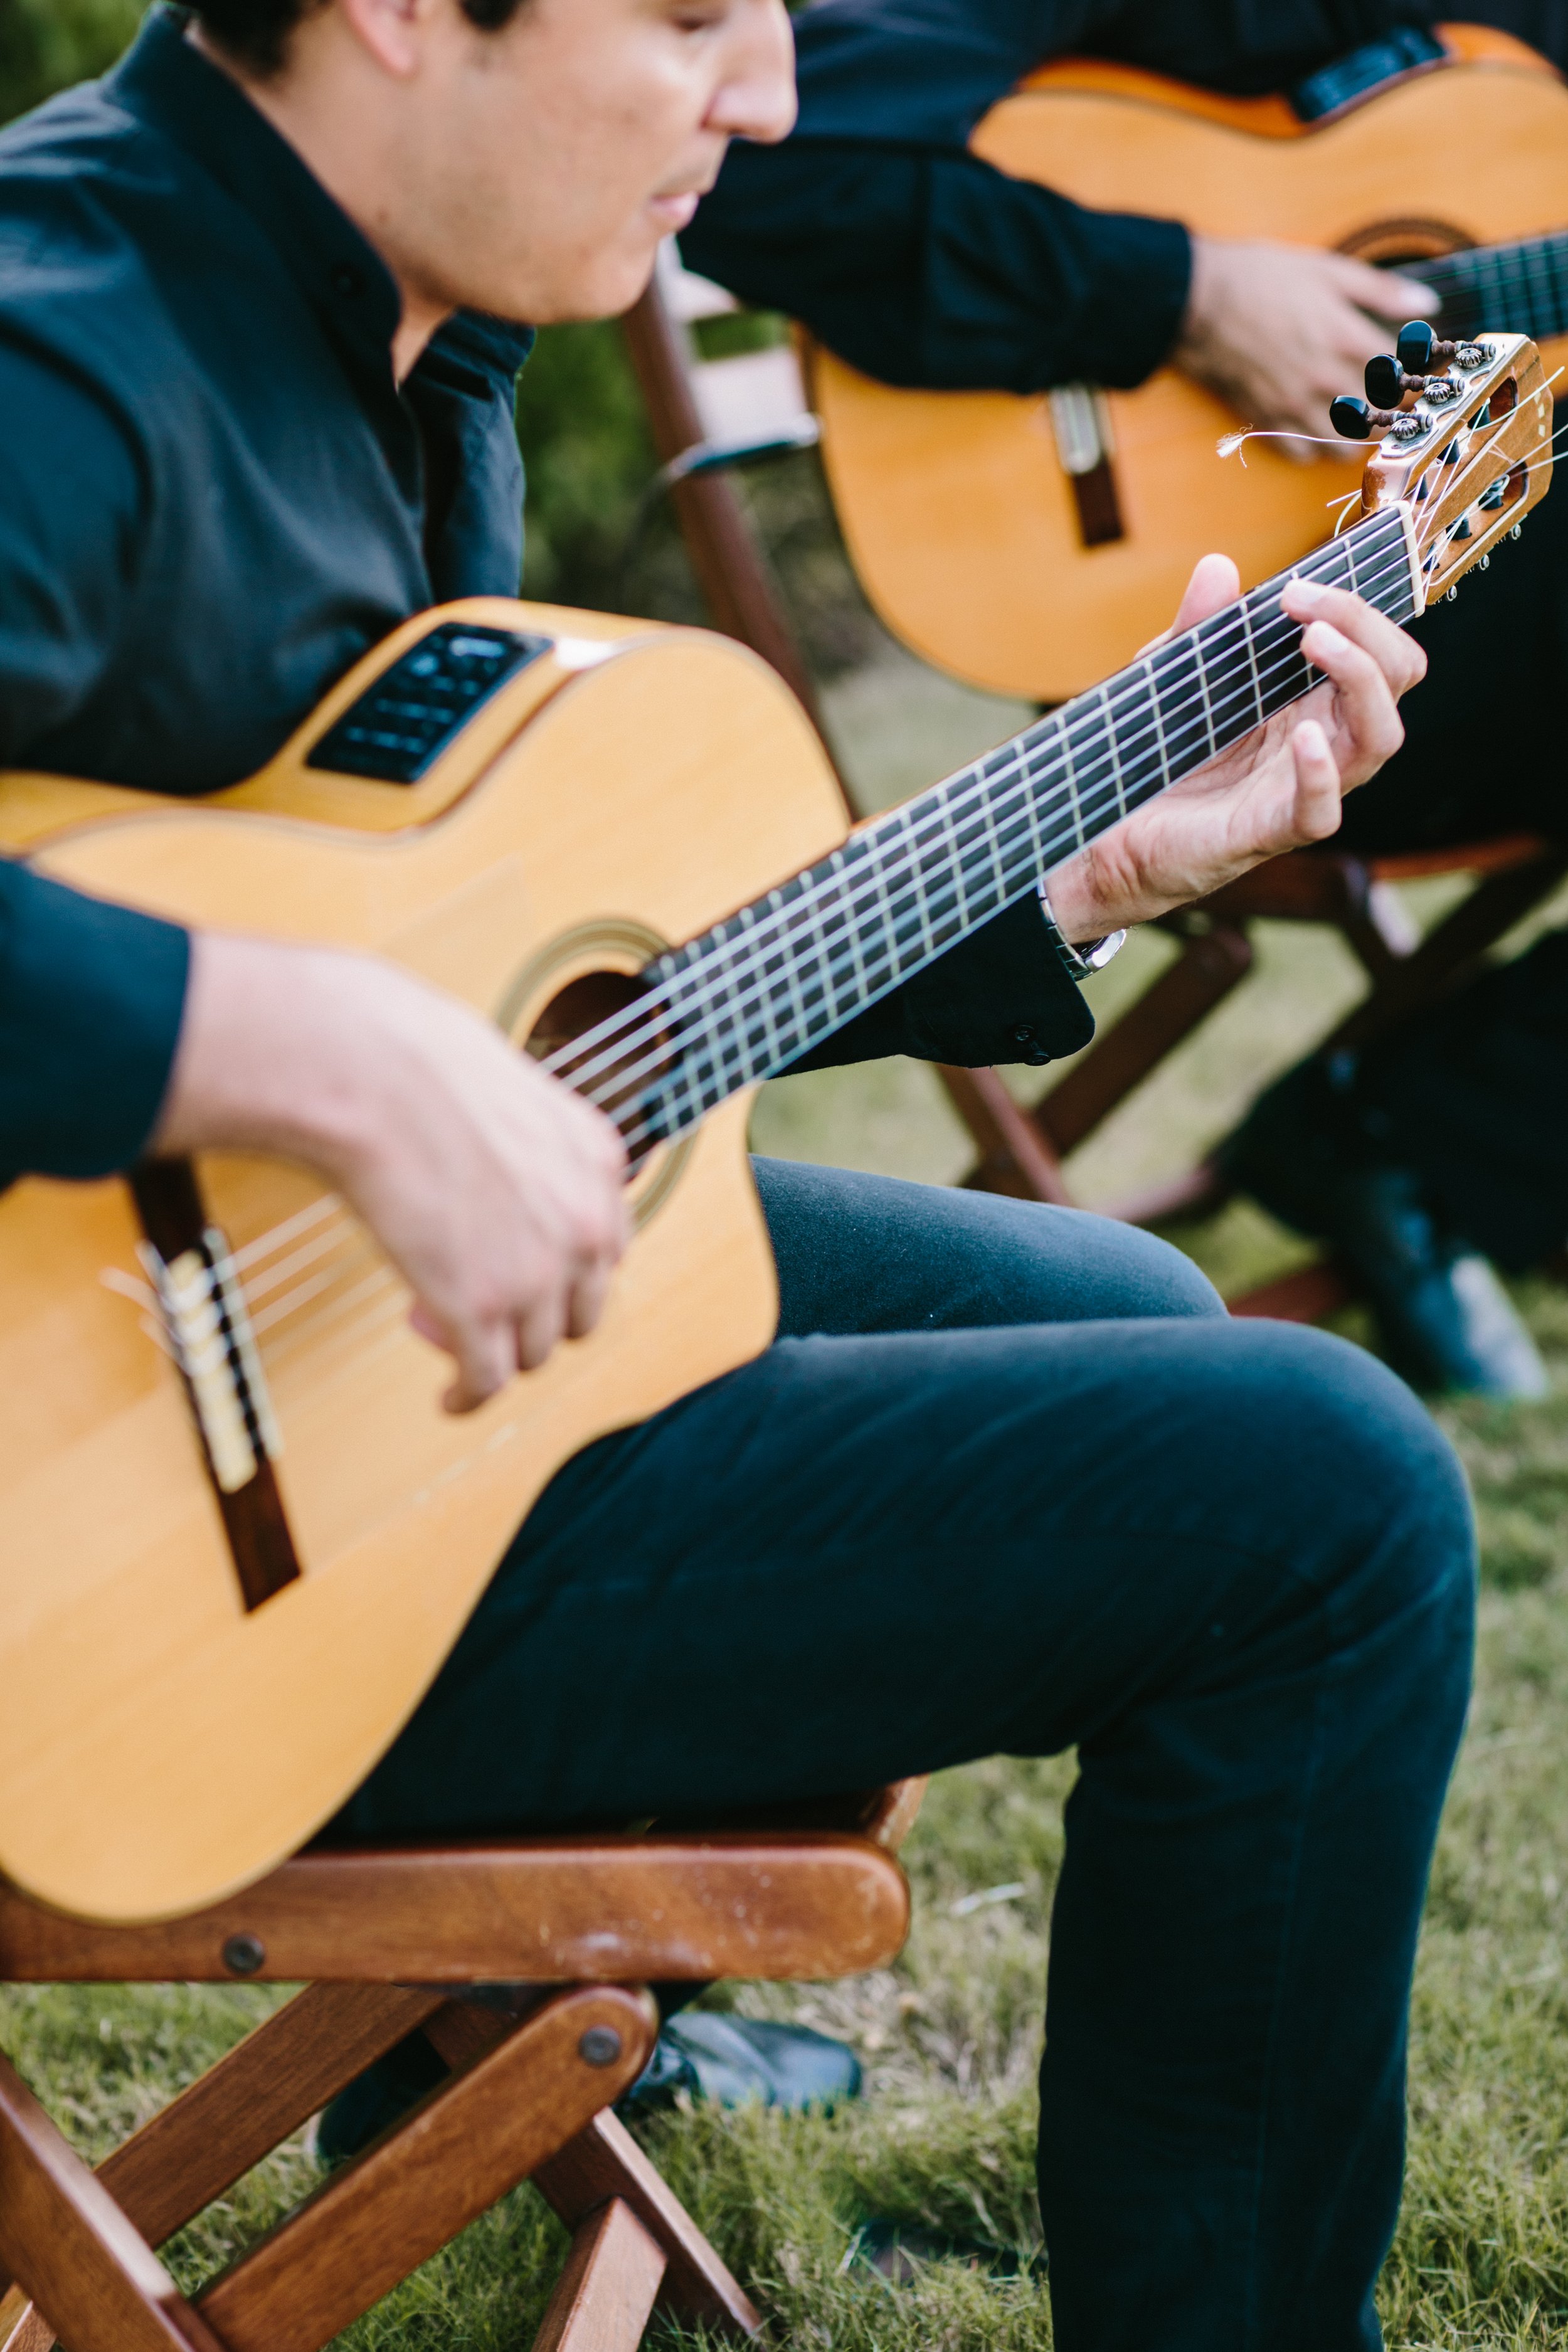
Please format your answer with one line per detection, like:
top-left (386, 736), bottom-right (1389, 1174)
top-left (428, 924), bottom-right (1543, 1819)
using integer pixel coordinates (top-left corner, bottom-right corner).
top-left (810, 24), bottom-right (1568, 702)
top-left (0, 601), bottom-right (845, 1925)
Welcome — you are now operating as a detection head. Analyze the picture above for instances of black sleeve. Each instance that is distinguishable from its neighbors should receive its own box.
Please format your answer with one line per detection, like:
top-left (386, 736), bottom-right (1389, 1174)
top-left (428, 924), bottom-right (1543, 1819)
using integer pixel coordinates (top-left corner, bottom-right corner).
top-left (681, 0), bottom-right (1442, 396)
top-left (0, 861), bottom-right (190, 1187)
top-left (787, 891), bottom-right (1094, 1071)
top-left (682, 137), bottom-right (1189, 394)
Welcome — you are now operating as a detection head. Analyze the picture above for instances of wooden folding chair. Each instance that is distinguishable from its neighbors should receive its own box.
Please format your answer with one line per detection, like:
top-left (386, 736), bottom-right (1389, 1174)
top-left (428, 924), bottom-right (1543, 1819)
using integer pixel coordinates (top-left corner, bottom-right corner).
top-left (620, 255), bottom-right (1083, 1208)
top-left (0, 1779), bottom-right (923, 2352)
top-left (1019, 832), bottom-right (1568, 1315)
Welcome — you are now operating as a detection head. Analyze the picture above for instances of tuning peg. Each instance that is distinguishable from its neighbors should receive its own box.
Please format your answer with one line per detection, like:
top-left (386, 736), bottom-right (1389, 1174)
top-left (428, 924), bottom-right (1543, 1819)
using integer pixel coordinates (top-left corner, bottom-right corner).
top-left (1396, 317), bottom-right (1487, 373)
top-left (1331, 395), bottom-right (1390, 440)
top-left (1396, 320), bottom-right (1436, 374)
top-left (1365, 353), bottom-right (1414, 408)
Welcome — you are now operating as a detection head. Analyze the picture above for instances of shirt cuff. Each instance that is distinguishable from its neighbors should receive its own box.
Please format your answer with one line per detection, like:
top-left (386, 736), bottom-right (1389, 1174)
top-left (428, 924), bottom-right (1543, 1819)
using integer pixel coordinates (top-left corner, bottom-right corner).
top-left (0, 862), bottom-right (191, 1185)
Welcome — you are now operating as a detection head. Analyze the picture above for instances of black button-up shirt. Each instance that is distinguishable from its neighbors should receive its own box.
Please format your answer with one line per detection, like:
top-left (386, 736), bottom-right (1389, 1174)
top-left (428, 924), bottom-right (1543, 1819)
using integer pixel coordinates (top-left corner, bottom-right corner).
top-left (681, 0), bottom-right (1565, 395)
top-left (0, 4), bottom-right (1089, 1188)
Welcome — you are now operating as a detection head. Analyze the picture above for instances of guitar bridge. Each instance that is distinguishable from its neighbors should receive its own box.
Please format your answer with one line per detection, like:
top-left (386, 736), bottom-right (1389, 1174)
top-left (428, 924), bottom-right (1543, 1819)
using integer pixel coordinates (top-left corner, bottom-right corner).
top-left (1047, 384), bottom-right (1125, 549)
top-left (132, 1161), bottom-right (302, 1613)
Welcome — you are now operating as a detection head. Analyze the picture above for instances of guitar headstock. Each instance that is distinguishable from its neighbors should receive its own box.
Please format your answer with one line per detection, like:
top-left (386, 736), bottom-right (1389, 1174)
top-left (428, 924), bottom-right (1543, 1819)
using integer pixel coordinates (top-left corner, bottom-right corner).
top-left (1330, 329), bottom-right (1554, 607)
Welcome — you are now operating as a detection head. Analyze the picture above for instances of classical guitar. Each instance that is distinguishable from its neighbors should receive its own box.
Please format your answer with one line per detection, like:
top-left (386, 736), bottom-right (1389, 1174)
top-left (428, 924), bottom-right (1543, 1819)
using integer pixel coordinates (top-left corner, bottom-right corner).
top-left (809, 23), bottom-right (1568, 704)
top-left (0, 338), bottom-right (1545, 1924)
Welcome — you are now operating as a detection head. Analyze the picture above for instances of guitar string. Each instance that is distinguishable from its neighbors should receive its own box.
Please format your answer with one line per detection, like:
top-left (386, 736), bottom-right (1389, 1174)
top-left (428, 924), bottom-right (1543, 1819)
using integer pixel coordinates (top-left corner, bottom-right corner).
top-left (546, 522), bottom-right (1416, 1121)
top-left (598, 408), bottom-right (1540, 1160)
top-left (603, 541), bottom-right (1424, 1157)
top-left (155, 520), bottom-right (1422, 1355)
top-left (547, 521), bottom-right (1406, 1096)
top-left (594, 388), bottom-right (1560, 1130)
top-left (554, 531), bottom-right (1422, 1134)
top-left (543, 355), bottom-right (1550, 1106)
top-left (142, 431), bottom-right (1523, 1354)
top-left (607, 455), bottom-right (1545, 1158)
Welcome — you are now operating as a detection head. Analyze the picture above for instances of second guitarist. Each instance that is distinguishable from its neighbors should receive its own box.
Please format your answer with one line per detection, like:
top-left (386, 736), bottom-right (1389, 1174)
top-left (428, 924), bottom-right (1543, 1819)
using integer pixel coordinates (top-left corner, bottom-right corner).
top-left (684, 0), bottom-right (1568, 1396)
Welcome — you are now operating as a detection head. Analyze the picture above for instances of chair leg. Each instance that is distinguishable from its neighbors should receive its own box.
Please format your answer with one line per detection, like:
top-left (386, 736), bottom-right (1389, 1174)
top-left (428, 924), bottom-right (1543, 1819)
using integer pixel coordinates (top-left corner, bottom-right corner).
top-left (0, 2052), bottom-right (225, 2352)
top-left (941, 1066), bottom-right (1073, 1204)
top-left (532, 2197), bottom-right (668, 2352)
top-left (102, 1983), bottom-right (447, 2252)
top-left (0, 2287), bottom-right (51, 2352)
top-left (535, 2111), bottom-right (763, 2337)
top-left (195, 1983), bottom-right (657, 2352)
top-left (1033, 923), bottom-right (1254, 1167)
top-left (1325, 847), bottom-right (1568, 1056)
top-left (424, 2002), bottom-right (762, 2338)
top-left (0, 1984), bottom-right (448, 2352)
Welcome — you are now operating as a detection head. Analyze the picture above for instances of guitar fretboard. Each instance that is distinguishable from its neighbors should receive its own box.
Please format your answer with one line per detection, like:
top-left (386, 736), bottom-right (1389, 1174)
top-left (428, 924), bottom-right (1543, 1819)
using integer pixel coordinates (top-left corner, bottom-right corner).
top-left (1411, 232), bottom-right (1568, 346)
top-left (604, 502), bottom-right (1416, 1153)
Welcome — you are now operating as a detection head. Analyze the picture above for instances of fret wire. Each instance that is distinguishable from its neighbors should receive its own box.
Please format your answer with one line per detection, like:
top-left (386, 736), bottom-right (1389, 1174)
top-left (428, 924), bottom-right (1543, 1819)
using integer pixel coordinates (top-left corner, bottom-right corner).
top-left (627, 522), bottom-right (1415, 1118)
top-left (644, 583), bottom-right (1419, 1133)
top-left (649, 522), bottom-right (1410, 1101)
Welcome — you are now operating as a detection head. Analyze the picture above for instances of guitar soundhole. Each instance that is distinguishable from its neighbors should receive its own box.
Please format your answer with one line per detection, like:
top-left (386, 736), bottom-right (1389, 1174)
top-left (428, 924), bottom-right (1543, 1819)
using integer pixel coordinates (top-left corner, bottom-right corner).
top-left (524, 970), bottom-right (672, 1165)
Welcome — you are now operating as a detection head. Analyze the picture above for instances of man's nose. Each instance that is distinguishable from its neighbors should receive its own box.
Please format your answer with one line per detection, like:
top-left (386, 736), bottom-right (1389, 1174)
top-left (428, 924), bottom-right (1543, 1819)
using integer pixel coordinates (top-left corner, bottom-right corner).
top-left (709, 0), bottom-right (797, 146)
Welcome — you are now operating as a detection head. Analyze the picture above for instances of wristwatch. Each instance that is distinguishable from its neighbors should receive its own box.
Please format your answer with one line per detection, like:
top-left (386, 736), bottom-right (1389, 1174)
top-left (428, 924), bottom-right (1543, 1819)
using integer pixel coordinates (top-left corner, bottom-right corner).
top-left (1038, 884), bottom-right (1127, 982)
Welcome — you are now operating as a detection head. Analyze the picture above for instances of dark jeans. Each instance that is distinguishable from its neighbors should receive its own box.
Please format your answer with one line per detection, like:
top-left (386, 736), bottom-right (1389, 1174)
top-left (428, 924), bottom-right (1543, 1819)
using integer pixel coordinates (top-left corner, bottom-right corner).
top-left (338, 1158), bottom-right (1476, 2352)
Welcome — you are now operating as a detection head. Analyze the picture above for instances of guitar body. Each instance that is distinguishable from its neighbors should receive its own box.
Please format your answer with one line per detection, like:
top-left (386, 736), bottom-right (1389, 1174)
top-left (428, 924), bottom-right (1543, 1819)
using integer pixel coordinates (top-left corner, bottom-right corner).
top-left (810, 24), bottom-right (1568, 702)
top-left (0, 600), bottom-right (847, 1923)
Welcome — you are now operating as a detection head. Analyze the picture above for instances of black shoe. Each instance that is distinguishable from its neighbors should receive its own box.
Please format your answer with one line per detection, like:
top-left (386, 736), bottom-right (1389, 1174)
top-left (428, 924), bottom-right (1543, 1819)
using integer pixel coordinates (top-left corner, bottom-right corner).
top-left (1220, 1058), bottom-right (1549, 1400)
top-left (314, 2014), bottom-right (861, 2166)
top-left (617, 2012), bottom-right (861, 2116)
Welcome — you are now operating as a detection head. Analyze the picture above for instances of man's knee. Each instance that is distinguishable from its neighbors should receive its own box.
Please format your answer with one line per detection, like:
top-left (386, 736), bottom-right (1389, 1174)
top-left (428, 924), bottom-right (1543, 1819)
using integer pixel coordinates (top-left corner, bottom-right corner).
top-left (754, 1153), bottom-right (1226, 1335)
top-left (1230, 1323), bottom-right (1476, 1663)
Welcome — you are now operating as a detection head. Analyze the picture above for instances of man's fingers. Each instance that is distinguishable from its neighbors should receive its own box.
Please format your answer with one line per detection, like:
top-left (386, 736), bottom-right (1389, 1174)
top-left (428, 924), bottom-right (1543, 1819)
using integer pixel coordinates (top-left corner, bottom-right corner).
top-left (1138, 552), bottom-right (1242, 652)
top-left (1298, 617), bottom-right (1406, 781)
top-left (440, 1318), bottom-right (521, 1416)
top-left (1281, 579), bottom-right (1427, 696)
top-left (1327, 253), bottom-right (1438, 321)
top-left (1287, 716), bottom-right (1345, 842)
top-left (1171, 551), bottom-right (1241, 635)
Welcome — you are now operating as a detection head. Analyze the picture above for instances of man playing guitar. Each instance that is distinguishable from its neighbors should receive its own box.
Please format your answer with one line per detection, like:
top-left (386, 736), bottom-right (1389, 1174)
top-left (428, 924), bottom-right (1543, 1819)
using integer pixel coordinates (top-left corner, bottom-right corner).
top-left (683, 0), bottom-right (1568, 1399)
top-left (0, 2), bottom-right (1467, 2344)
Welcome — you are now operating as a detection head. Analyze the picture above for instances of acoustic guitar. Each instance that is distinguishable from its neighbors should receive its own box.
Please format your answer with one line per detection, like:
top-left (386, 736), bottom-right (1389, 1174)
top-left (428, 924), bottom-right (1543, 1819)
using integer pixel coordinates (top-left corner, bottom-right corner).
top-left (0, 336), bottom-right (1545, 1924)
top-left (809, 23), bottom-right (1568, 703)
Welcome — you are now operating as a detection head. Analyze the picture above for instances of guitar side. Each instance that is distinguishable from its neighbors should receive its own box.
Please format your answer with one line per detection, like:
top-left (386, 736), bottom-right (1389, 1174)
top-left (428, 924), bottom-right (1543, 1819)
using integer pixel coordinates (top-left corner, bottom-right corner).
top-left (0, 610), bottom-right (847, 1924)
top-left (811, 27), bottom-right (1568, 702)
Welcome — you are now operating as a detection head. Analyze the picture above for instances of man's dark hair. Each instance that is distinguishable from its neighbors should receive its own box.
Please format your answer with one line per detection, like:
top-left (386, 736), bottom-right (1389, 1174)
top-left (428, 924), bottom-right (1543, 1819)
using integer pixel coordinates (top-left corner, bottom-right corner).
top-left (190, 0), bottom-right (526, 77)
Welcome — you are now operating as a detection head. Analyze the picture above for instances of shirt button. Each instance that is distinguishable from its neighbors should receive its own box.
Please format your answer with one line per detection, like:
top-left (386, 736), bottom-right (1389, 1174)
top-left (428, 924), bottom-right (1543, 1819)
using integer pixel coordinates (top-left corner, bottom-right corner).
top-left (1010, 1022), bottom-right (1049, 1066)
top-left (331, 263), bottom-right (364, 298)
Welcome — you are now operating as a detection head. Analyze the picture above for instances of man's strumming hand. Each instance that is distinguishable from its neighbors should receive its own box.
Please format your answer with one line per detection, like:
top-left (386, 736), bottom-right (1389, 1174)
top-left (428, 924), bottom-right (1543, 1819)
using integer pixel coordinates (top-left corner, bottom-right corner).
top-left (155, 937), bottom-right (629, 1412)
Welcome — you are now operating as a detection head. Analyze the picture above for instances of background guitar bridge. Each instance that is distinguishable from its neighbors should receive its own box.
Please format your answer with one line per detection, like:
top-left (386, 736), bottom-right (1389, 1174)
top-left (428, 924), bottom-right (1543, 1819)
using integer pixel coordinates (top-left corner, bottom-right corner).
top-left (1047, 384), bottom-right (1124, 548)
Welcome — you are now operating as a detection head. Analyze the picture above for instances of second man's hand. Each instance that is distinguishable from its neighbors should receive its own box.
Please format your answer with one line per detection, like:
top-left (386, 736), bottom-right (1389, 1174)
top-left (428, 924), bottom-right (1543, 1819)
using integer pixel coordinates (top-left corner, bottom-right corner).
top-left (1044, 553), bottom-right (1426, 943)
top-left (1175, 235), bottom-right (1436, 455)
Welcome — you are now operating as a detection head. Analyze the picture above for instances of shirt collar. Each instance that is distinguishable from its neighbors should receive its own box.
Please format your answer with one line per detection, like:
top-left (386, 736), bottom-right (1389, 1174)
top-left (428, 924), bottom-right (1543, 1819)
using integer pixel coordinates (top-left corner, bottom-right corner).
top-left (106, 6), bottom-right (534, 398)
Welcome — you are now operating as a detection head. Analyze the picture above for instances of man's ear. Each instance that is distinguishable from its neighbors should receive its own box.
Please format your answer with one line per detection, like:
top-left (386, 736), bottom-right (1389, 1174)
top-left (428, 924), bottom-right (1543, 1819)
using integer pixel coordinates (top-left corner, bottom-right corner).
top-left (335, 0), bottom-right (440, 78)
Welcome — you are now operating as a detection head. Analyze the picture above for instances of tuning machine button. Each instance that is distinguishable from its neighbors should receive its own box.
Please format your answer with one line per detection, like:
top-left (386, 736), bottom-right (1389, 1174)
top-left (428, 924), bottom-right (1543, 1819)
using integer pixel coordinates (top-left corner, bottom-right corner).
top-left (1396, 319), bottom-right (1437, 374)
top-left (1396, 318), bottom-right (1486, 374)
top-left (1365, 354), bottom-right (1409, 410)
top-left (1330, 394), bottom-right (1428, 442)
top-left (1331, 395), bottom-right (1379, 440)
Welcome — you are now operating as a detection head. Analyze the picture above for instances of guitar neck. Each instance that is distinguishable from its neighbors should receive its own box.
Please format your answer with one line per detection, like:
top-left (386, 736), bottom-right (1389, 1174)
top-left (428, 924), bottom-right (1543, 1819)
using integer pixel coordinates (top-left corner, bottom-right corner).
top-left (1412, 231), bottom-right (1568, 346)
top-left (627, 504), bottom-right (1417, 1148)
